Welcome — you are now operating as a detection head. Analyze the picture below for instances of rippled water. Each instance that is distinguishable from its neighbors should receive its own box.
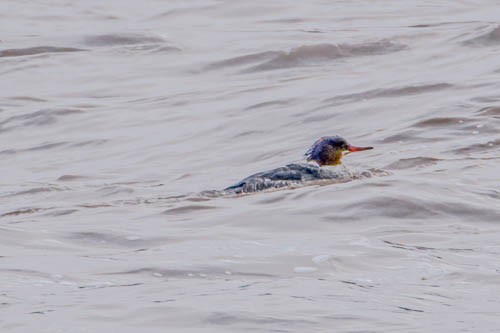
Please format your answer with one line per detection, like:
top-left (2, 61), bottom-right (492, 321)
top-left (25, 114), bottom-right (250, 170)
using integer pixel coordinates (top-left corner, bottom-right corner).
top-left (2, 1), bottom-right (500, 332)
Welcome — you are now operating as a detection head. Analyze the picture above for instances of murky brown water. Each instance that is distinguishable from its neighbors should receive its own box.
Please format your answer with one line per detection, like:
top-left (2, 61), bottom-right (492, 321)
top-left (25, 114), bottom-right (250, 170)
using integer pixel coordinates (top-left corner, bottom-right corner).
top-left (2, 1), bottom-right (500, 332)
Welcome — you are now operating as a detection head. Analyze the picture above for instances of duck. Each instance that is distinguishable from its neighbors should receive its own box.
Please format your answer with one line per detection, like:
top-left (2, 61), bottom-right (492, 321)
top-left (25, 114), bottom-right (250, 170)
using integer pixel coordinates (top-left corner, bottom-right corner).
top-left (225, 135), bottom-right (373, 194)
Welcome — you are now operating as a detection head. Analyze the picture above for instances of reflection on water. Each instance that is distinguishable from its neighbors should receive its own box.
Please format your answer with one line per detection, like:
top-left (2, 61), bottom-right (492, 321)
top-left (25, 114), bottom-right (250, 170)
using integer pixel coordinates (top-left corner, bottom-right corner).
top-left (1, 0), bottom-right (500, 332)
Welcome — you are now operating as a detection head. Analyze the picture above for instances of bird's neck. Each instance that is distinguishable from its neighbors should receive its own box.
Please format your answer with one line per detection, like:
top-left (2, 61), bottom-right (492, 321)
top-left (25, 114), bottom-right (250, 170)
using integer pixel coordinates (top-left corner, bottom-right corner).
top-left (319, 149), bottom-right (343, 166)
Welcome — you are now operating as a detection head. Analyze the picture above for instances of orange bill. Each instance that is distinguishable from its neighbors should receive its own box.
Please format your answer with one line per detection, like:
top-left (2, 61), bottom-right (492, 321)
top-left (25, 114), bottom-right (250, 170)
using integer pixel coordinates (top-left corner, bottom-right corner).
top-left (347, 145), bottom-right (373, 152)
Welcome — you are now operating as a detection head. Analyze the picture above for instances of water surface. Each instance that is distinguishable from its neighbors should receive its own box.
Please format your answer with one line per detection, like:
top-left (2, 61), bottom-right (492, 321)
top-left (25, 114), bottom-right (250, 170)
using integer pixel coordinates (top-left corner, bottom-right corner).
top-left (1, 1), bottom-right (500, 332)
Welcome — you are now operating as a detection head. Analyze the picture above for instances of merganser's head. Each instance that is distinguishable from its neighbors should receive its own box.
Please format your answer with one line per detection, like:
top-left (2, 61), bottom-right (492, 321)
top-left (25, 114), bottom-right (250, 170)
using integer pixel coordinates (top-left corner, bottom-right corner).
top-left (305, 136), bottom-right (373, 166)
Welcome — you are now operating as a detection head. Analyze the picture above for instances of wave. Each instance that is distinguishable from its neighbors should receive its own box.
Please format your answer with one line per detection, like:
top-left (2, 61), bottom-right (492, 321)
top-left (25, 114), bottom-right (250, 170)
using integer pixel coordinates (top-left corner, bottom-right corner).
top-left (82, 33), bottom-right (166, 47)
top-left (322, 83), bottom-right (453, 106)
top-left (205, 51), bottom-right (283, 70)
top-left (344, 195), bottom-right (500, 221)
top-left (206, 40), bottom-right (406, 72)
top-left (413, 116), bottom-right (469, 127)
top-left (0, 108), bottom-right (84, 132)
top-left (385, 157), bottom-right (441, 170)
top-left (476, 106), bottom-right (500, 119)
top-left (451, 139), bottom-right (499, 155)
top-left (0, 46), bottom-right (85, 58)
top-left (465, 25), bottom-right (500, 46)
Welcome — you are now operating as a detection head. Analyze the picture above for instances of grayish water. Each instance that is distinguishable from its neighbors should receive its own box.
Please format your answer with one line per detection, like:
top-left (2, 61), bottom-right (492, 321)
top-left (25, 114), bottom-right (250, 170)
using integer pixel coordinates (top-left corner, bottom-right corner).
top-left (1, 1), bottom-right (500, 332)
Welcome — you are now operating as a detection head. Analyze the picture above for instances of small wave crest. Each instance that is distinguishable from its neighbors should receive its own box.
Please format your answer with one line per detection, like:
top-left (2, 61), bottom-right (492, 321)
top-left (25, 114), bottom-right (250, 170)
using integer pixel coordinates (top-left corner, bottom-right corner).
top-left (465, 25), bottom-right (500, 46)
top-left (82, 33), bottom-right (166, 47)
top-left (322, 83), bottom-right (453, 107)
top-left (0, 46), bottom-right (85, 58)
top-left (206, 40), bottom-right (406, 72)
top-left (476, 106), bottom-right (500, 119)
top-left (385, 157), bottom-right (441, 170)
top-left (0, 108), bottom-right (84, 133)
top-left (347, 195), bottom-right (500, 221)
top-left (451, 139), bottom-right (499, 155)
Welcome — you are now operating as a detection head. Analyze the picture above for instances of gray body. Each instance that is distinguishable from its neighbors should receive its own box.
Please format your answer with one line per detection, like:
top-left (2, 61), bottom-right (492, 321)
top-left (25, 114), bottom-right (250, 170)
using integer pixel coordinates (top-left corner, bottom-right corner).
top-left (225, 163), bottom-right (349, 194)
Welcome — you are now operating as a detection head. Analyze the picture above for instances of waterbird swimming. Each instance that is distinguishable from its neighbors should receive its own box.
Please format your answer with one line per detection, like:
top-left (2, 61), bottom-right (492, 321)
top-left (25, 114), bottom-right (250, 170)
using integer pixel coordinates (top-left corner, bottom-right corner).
top-left (225, 136), bottom-right (373, 194)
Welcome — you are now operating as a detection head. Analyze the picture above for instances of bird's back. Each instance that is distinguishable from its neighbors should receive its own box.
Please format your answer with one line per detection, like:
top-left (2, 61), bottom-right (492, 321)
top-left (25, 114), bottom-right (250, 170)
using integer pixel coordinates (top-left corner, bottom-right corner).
top-left (225, 163), bottom-right (347, 194)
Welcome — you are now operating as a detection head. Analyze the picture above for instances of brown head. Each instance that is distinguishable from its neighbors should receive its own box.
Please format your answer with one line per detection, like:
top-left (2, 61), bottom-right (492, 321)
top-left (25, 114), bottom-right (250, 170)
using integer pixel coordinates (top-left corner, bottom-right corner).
top-left (305, 136), bottom-right (373, 166)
